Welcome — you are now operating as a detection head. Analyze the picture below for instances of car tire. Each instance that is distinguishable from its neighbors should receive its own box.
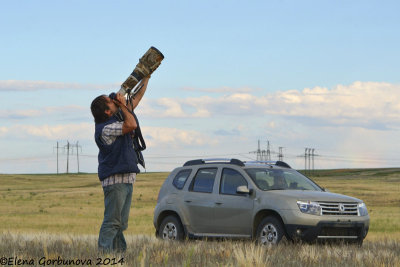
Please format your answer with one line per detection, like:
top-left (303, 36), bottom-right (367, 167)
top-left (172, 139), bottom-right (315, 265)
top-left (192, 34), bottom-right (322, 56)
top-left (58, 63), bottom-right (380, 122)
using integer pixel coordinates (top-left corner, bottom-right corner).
top-left (256, 216), bottom-right (285, 245)
top-left (158, 215), bottom-right (184, 241)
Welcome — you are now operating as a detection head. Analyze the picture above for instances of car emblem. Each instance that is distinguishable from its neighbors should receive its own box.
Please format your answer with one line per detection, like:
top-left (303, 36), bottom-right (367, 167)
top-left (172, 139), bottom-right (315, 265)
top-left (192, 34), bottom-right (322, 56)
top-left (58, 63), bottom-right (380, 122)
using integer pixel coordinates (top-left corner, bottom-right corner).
top-left (339, 204), bottom-right (345, 213)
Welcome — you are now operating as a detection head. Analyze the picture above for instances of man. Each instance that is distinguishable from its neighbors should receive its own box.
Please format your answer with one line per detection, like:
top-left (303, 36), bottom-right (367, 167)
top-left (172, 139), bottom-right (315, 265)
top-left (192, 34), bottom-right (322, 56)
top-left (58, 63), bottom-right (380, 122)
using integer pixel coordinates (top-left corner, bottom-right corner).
top-left (90, 76), bottom-right (150, 252)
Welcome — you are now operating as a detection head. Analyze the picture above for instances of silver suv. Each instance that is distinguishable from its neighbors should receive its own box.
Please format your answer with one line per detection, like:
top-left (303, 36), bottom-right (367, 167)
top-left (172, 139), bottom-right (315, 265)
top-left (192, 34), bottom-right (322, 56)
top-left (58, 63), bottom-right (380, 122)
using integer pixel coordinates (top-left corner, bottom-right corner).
top-left (153, 159), bottom-right (369, 245)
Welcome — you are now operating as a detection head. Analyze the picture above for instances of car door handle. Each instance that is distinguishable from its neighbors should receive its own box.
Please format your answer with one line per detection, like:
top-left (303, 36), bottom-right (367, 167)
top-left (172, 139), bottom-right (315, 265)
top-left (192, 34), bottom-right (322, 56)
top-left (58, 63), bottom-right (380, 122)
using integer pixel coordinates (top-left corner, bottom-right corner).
top-left (215, 202), bottom-right (223, 205)
top-left (184, 200), bottom-right (192, 203)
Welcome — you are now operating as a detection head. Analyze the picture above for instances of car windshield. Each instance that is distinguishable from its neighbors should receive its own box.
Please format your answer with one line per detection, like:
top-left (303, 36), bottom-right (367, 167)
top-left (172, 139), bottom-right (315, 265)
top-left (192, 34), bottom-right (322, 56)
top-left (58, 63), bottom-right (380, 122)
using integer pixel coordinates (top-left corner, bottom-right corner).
top-left (245, 168), bottom-right (322, 191)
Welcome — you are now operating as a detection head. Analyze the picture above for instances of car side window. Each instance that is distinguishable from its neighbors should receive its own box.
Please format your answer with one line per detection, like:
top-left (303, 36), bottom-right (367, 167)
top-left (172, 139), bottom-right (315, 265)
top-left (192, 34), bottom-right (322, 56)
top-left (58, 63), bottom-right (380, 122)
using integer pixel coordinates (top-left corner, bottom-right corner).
top-left (172, 169), bottom-right (192, 190)
top-left (220, 168), bottom-right (248, 195)
top-left (190, 168), bottom-right (217, 193)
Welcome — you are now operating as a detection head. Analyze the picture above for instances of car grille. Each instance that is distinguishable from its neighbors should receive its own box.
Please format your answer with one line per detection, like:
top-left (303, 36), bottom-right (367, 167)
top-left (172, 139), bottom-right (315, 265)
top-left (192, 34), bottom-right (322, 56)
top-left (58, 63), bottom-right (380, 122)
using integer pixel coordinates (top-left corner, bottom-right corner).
top-left (318, 226), bottom-right (360, 239)
top-left (320, 227), bottom-right (359, 236)
top-left (318, 202), bottom-right (358, 216)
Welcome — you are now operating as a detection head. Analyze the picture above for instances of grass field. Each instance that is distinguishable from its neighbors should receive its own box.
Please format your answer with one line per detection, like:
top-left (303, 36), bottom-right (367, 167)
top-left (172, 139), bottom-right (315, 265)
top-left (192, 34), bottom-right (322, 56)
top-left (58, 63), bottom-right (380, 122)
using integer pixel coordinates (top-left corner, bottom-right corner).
top-left (1, 169), bottom-right (399, 266)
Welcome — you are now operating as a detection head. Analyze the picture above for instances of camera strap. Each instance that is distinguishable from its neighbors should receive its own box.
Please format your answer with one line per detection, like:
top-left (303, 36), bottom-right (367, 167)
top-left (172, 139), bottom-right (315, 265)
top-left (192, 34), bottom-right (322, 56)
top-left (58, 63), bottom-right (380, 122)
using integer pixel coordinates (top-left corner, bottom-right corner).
top-left (126, 94), bottom-right (146, 169)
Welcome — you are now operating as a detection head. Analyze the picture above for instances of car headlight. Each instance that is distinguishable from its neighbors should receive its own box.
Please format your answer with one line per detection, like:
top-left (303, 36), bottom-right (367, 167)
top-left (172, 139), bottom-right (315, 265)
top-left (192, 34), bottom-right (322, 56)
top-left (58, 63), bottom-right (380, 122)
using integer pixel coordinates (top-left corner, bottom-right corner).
top-left (358, 202), bottom-right (368, 216)
top-left (297, 201), bottom-right (321, 216)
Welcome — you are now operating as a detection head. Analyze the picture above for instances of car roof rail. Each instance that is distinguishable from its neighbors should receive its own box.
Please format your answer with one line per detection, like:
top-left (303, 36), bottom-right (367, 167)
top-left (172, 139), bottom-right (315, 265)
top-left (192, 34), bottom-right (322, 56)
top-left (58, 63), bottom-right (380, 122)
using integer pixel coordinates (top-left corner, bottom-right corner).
top-left (244, 160), bottom-right (291, 168)
top-left (183, 158), bottom-right (245, 167)
top-left (276, 161), bottom-right (291, 168)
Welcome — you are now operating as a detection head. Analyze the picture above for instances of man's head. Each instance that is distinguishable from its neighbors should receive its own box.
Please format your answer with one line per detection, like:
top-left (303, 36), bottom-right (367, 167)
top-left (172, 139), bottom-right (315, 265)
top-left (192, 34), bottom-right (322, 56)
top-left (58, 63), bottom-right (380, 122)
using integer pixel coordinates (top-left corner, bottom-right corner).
top-left (273, 171), bottom-right (287, 188)
top-left (90, 95), bottom-right (118, 124)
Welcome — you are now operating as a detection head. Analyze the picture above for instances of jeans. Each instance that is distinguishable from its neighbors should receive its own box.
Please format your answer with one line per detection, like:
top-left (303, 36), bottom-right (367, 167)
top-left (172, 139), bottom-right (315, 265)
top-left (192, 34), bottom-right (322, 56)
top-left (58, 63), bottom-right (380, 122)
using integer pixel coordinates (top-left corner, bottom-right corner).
top-left (98, 183), bottom-right (133, 252)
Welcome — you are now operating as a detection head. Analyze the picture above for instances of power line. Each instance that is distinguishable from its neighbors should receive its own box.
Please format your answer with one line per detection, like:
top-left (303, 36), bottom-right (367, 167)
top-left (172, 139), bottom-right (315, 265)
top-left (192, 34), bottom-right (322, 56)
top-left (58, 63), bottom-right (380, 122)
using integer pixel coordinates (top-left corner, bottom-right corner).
top-left (278, 147), bottom-right (284, 161)
top-left (55, 141), bottom-right (82, 174)
top-left (304, 148), bottom-right (316, 176)
top-left (249, 140), bottom-right (282, 162)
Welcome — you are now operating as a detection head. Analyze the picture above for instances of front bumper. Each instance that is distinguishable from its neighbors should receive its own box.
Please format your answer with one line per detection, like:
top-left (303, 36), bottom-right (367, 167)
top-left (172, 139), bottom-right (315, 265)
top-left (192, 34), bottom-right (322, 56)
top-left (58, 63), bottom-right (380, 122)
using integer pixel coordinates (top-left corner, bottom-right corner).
top-left (285, 221), bottom-right (369, 242)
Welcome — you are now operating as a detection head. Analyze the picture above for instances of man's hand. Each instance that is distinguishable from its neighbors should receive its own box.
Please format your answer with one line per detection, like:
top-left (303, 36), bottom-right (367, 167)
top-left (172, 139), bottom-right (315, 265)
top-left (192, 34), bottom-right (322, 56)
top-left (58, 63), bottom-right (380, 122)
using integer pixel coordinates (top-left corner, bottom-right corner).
top-left (112, 93), bottom-right (127, 108)
top-left (112, 93), bottom-right (137, 134)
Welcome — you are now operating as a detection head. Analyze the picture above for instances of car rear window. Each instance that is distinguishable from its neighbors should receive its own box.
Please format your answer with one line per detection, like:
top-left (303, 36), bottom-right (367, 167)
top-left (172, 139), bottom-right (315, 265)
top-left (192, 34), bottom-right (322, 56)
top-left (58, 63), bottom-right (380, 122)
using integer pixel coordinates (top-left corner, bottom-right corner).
top-left (172, 169), bottom-right (192, 189)
top-left (190, 168), bottom-right (217, 193)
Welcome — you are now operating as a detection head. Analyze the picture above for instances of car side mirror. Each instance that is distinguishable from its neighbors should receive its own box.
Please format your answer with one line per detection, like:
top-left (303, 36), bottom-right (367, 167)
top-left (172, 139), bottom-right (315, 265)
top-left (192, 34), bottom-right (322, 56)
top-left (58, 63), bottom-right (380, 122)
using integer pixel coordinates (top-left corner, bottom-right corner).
top-left (237, 185), bottom-right (251, 195)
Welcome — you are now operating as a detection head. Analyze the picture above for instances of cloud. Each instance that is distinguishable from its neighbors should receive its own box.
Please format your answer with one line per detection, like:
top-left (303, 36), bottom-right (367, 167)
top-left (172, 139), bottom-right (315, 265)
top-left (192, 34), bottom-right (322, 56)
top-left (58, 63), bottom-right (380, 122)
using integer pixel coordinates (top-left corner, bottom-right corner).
top-left (0, 123), bottom-right (94, 140)
top-left (142, 126), bottom-right (216, 148)
top-left (181, 86), bottom-right (255, 94)
top-left (4, 81), bottom-right (400, 132)
top-left (0, 122), bottom-right (213, 150)
top-left (0, 80), bottom-right (117, 91)
top-left (140, 81), bottom-right (400, 130)
top-left (214, 128), bottom-right (241, 136)
top-left (0, 105), bottom-right (88, 121)
top-left (139, 98), bottom-right (211, 118)
top-left (263, 81), bottom-right (400, 129)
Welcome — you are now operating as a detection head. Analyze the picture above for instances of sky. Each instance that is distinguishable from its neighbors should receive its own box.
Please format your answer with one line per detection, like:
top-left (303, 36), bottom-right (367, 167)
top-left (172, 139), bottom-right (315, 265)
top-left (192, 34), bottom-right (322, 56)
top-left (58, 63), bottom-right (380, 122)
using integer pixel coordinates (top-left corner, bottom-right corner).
top-left (1, 0), bottom-right (400, 174)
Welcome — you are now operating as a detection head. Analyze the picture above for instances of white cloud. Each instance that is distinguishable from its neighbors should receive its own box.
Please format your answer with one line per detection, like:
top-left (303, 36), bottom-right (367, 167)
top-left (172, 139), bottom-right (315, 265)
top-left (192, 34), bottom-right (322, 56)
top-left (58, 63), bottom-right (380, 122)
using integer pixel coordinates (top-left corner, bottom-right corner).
top-left (181, 86), bottom-right (255, 94)
top-left (4, 81), bottom-right (400, 131)
top-left (142, 126), bottom-right (217, 148)
top-left (0, 105), bottom-right (88, 120)
top-left (0, 123), bottom-right (94, 140)
top-left (0, 123), bottom-right (213, 150)
top-left (140, 81), bottom-right (400, 130)
top-left (0, 80), bottom-right (117, 91)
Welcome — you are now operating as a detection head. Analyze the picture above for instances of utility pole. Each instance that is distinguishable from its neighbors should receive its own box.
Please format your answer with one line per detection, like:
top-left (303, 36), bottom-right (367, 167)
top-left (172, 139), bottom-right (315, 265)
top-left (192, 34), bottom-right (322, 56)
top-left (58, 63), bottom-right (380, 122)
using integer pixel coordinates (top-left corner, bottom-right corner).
top-left (312, 149), bottom-right (315, 175)
top-left (76, 141), bottom-right (80, 173)
top-left (56, 141), bottom-right (82, 174)
top-left (304, 148), bottom-right (308, 174)
top-left (261, 150), bottom-right (266, 161)
top-left (250, 139), bottom-right (268, 161)
top-left (303, 147), bottom-right (316, 176)
top-left (254, 140), bottom-right (267, 161)
top-left (266, 141), bottom-right (271, 161)
top-left (256, 140), bottom-right (261, 161)
top-left (65, 141), bottom-right (70, 174)
top-left (278, 147), bottom-right (283, 161)
top-left (54, 141), bottom-right (59, 174)
top-left (309, 148), bottom-right (312, 174)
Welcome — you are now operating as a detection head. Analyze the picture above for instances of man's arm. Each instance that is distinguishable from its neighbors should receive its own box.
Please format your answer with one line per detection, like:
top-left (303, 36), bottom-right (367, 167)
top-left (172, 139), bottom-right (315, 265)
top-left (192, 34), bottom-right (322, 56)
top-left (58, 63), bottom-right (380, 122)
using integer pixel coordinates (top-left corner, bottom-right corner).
top-left (113, 93), bottom-right (137, 134)
top-left (130, 76), bottom-right (150, 110)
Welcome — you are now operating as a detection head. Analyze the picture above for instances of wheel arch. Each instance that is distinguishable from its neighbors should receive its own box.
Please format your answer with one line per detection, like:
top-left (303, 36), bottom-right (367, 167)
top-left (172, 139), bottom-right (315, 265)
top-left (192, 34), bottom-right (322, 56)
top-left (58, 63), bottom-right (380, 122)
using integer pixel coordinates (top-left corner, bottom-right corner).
top-left (252, 209), bottom-right (287, 238)
top-left (156, 210), bottom-right (186, 236)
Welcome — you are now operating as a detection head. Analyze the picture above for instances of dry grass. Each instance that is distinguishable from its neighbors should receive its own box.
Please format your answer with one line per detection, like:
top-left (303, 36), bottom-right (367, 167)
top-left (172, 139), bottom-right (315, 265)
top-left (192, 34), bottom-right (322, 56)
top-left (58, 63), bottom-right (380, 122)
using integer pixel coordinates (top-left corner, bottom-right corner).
top-left (1, 232), bottom-right (399, 266)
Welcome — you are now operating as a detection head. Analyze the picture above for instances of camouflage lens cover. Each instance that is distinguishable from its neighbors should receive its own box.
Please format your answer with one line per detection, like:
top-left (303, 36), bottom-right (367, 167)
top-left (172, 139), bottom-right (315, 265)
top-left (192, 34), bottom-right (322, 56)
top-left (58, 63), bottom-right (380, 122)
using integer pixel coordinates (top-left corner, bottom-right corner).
top-left (120, 47), bottom-right (164, 93)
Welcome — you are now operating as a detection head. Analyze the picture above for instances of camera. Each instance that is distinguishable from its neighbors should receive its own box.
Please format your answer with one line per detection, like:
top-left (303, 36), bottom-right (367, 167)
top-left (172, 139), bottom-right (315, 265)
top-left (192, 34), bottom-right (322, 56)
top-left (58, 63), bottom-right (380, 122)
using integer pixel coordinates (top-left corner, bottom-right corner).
top-left (108, 92), bottom-right (117, 100)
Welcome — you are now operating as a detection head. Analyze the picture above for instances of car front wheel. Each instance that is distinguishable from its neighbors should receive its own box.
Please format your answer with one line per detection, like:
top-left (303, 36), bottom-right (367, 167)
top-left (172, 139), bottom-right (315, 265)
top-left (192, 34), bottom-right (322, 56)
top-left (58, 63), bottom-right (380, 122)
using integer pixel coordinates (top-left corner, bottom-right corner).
top-left (158, 215), bottom-right (184, 241)
top-left (256, 216), bottom-right (285, 245)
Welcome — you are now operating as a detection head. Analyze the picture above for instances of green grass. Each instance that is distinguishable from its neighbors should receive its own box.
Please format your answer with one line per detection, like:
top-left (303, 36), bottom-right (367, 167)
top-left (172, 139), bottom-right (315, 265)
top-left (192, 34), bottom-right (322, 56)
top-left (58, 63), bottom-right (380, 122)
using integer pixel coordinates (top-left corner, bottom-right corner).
top-left (1, 169), bottom-right (400, 266)
top-left (0, 172), bottom-right (167, 235)
top-left (311, 168), bottom-right (400, 239)
top-left (1, 169), bottom-right (400, 239)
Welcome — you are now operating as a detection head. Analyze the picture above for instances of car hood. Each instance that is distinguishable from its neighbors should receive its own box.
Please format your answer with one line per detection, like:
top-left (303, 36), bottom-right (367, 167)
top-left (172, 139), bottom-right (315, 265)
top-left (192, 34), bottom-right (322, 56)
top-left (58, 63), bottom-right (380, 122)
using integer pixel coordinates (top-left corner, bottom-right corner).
top-left (266, 190), bottom-right (362, 203)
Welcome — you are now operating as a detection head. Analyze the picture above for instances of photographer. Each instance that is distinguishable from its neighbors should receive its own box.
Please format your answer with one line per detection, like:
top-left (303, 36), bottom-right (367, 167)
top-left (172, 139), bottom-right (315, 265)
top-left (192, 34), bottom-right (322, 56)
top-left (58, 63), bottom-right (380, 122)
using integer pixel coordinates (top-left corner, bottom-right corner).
top-left (90, 76), bottom-right (150, 252)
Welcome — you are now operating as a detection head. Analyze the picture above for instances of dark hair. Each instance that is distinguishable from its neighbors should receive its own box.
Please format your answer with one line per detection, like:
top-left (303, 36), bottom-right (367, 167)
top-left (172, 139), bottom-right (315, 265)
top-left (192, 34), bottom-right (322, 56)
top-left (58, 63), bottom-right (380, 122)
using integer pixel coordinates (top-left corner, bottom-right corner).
top-left (90, 95), bottom-right (109, 124)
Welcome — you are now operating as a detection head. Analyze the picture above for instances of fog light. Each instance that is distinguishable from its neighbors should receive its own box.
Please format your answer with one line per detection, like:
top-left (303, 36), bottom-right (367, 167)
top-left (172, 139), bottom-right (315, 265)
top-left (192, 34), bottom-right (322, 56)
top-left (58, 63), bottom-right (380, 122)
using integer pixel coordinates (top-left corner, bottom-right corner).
top-left (296, 229), bottom-right (302, 235)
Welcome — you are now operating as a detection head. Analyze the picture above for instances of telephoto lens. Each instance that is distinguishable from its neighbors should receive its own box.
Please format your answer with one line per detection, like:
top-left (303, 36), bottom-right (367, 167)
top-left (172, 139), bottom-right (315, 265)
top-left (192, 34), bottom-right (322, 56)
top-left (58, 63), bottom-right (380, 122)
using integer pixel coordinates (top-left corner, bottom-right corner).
top-left (118, 47), bottom-right (164, 96)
